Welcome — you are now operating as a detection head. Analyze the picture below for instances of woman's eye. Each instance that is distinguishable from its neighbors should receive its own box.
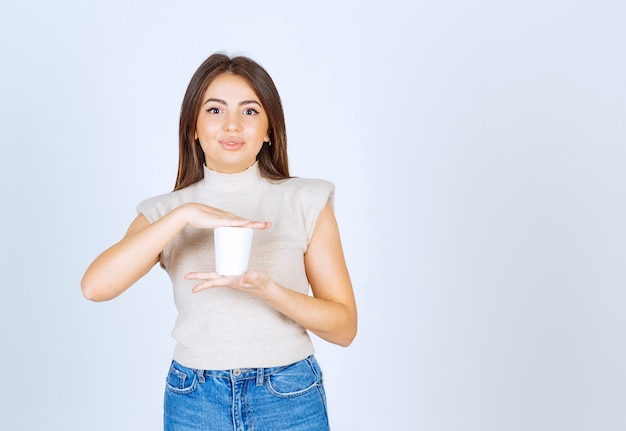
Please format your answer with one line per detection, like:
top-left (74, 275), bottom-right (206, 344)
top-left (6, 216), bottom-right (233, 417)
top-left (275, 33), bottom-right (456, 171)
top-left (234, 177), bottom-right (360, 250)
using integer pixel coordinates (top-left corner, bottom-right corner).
top-left (244, 108), bottom-right (258, 115)
top-left (206, 107), bottom-right (221, 114)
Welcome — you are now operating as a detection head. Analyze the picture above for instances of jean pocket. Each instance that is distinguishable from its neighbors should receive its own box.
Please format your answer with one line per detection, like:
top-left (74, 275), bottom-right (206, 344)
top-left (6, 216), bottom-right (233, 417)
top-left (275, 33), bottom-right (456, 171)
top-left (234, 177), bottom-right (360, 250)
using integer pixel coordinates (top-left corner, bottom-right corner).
top-left (267, 358), bottom-right (322, 398)
top-left (165, 361), bottom-right (198, 394)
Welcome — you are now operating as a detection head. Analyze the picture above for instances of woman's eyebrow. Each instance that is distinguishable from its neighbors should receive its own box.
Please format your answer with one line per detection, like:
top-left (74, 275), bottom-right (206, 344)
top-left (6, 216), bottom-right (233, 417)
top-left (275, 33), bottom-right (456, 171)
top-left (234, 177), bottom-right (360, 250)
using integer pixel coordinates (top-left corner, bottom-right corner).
top-left (239, 99), bottom-right (262, 107)
top-left (203, 98), bottom-right (262, 107)
top-left (203, 97), bottom-right (226, 106)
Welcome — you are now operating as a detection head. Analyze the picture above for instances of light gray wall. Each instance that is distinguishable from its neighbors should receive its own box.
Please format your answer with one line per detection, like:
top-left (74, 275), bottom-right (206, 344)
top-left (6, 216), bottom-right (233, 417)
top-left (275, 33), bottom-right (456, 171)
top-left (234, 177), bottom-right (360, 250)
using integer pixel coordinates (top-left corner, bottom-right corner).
top-left (2, 1), bottom-right (625, 430)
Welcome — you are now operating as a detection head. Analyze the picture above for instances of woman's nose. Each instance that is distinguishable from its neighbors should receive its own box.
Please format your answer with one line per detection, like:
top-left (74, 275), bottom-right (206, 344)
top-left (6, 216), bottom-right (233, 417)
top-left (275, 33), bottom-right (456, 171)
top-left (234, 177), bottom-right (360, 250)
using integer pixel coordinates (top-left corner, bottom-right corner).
top-left (223, 112), bottom-right (242, 131)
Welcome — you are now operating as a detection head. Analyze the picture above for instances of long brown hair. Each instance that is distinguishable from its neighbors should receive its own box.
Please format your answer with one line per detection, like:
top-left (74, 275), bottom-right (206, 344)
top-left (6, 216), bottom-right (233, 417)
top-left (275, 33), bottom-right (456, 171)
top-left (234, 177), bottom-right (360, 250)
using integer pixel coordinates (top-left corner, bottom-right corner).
top-left (174, 53), bottom-right (290, 190)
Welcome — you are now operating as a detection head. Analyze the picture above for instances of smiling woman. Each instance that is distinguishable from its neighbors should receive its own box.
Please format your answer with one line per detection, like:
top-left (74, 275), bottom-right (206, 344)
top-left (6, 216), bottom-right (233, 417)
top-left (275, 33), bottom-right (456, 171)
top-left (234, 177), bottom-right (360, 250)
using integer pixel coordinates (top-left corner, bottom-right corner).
top-left (80, 52), bottom-right (357, 431)
top-left (195, 74), bottom-right (269, 173)
top-left (174, 54), bottom-right (290, 190)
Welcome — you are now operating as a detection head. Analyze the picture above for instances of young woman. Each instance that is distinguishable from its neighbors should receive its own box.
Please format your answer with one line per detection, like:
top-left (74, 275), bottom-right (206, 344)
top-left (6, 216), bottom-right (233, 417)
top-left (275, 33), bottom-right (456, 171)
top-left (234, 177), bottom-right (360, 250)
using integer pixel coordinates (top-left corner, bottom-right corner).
top-left (81, 53), bottom-right (357, 430)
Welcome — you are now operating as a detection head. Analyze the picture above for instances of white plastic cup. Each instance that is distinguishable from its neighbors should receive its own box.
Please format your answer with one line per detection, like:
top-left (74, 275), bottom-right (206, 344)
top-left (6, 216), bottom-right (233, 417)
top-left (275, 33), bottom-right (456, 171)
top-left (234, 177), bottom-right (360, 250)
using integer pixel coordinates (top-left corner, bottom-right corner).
top-left (214, 227), bottom-right (253, 276)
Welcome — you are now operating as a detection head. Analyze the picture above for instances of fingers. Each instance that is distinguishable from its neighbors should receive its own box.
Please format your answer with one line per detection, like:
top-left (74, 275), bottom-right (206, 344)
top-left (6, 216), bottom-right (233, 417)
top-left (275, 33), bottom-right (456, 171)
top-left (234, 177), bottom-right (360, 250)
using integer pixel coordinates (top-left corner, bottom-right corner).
top-left (185, 272), bottom-right (240, 293)
top-left (185, 270), bottom-right (268, 293)
top-left (211, 218), bottom-right (271, 230)
top-left (184, 203), bottom-right (272, 230)
top-left (238, 220), bottom-right (272, 230)
top-left (185, 272), bottom-right (219, 293)
top-left (184, 272), bottom-right (221, 281)
top-left (210, 207), bottom-right (271, 229)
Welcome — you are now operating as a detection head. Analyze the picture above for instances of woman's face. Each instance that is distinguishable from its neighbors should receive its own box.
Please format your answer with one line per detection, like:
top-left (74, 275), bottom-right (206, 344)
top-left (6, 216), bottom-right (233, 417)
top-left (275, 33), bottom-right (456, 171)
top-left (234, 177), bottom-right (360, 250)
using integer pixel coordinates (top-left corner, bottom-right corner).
top-left (195, 73), bottom-right (270, 173)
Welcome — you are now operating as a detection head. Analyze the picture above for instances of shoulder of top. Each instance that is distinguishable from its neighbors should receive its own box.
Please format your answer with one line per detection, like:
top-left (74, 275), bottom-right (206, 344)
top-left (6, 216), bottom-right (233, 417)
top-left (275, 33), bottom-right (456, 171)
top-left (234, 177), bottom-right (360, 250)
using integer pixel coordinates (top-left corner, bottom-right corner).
top-left (138, 185), bottom-right (194, 207)
top-left (280, 177), bottom-right (335, 189)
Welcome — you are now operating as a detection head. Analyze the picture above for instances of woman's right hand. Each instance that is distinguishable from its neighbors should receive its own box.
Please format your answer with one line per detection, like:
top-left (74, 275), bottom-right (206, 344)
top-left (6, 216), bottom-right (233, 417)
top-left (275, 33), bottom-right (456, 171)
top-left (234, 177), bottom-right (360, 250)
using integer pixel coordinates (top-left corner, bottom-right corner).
top-left (82, 203), bottom-right (270, 302)
top-left (180, 202), bottom-right (271, 230)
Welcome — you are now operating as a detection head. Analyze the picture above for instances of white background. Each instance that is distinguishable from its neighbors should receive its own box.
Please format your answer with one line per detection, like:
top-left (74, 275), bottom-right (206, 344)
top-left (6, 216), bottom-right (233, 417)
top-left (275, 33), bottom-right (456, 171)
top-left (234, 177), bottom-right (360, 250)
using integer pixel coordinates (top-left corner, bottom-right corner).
top-left (1, 1), bottom-right (625, 430)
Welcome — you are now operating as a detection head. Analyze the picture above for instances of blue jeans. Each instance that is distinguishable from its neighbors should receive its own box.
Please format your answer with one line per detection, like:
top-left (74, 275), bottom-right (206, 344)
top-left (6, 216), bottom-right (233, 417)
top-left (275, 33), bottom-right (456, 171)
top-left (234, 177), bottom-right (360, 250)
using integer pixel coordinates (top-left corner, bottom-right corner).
top-left (163, 355), bottom-right (330, 430)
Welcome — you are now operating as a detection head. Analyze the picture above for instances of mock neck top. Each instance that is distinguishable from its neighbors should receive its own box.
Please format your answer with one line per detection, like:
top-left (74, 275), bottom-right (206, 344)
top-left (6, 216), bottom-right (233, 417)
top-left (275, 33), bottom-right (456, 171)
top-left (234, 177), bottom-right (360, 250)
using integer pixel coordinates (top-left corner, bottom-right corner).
top-left (199, 162), bottom-right (263, 195)
top-left (137, 163), bottom-right (334, 370)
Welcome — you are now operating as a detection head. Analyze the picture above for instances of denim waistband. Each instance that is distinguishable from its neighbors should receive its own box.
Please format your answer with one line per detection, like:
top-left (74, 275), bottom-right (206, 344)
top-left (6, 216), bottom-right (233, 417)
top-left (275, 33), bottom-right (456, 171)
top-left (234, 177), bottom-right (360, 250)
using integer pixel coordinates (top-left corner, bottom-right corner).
top-left (173, 355), bottom-right (313, 386)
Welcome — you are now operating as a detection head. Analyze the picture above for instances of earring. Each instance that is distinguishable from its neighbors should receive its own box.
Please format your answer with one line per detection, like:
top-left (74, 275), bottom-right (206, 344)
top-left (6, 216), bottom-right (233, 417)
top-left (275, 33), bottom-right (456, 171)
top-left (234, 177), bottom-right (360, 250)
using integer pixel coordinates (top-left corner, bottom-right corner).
top-left (264, 141), bottom-right (272, 147)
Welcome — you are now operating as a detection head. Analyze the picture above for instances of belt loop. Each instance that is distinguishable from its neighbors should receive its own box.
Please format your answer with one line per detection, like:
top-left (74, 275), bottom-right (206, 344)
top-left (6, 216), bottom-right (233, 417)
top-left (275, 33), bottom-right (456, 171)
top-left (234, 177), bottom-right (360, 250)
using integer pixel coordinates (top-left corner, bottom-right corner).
top-left (256, 367), bottom-right (264, 386)
top-left (196, 369), bottom-right (205, 383)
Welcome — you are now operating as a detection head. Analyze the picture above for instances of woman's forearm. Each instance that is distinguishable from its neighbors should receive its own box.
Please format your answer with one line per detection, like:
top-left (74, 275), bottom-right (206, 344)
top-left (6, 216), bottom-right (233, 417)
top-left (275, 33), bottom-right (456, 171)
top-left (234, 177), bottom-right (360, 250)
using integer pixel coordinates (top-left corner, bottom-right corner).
top-left (81, 203), bottom-right (271, 302)
top-left (81, 207), bottom-right (188, 302)
top-left (264, 282), bottom-right (357, 347)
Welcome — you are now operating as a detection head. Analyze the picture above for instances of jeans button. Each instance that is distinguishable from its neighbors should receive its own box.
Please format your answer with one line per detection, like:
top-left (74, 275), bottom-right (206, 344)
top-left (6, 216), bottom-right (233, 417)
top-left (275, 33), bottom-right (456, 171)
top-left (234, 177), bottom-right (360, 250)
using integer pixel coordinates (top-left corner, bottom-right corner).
top-left (233, 369), bottom-right (242, 377)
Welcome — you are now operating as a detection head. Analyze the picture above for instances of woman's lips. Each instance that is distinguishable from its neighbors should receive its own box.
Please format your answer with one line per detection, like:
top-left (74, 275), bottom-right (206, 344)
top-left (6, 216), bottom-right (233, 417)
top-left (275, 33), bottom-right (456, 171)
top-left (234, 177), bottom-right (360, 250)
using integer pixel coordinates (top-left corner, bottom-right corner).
top-left (219, 138), bottom-right (244, 150)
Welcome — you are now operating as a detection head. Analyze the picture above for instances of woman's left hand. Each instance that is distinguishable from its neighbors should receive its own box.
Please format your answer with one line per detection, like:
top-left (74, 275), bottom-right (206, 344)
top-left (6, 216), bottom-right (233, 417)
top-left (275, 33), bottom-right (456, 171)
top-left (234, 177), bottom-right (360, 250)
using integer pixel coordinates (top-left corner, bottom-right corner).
top-left (185, 270), bottom-right (273, 297)
top-left (185, 203), bottom-right (356, 348)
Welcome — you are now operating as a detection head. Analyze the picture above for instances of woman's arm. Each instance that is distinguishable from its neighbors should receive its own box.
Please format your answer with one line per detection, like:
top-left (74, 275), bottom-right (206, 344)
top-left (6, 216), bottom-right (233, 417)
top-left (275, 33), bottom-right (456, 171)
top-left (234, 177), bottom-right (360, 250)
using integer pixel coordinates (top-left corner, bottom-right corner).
top-left (186, 202), bottom-right (358, 347)
top-left (81, 203), bottom-right (271, 302)
top-left (269, 202), bottom-right (357, 346)
top-left (304, 202), bottom-right (357, 345)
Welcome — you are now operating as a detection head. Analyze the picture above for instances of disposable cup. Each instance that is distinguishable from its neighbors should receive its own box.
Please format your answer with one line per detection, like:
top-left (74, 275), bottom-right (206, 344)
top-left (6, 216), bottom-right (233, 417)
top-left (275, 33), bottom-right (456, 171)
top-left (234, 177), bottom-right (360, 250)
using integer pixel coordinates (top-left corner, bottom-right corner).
top-left (214, 227), bottom-right (253, 276)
